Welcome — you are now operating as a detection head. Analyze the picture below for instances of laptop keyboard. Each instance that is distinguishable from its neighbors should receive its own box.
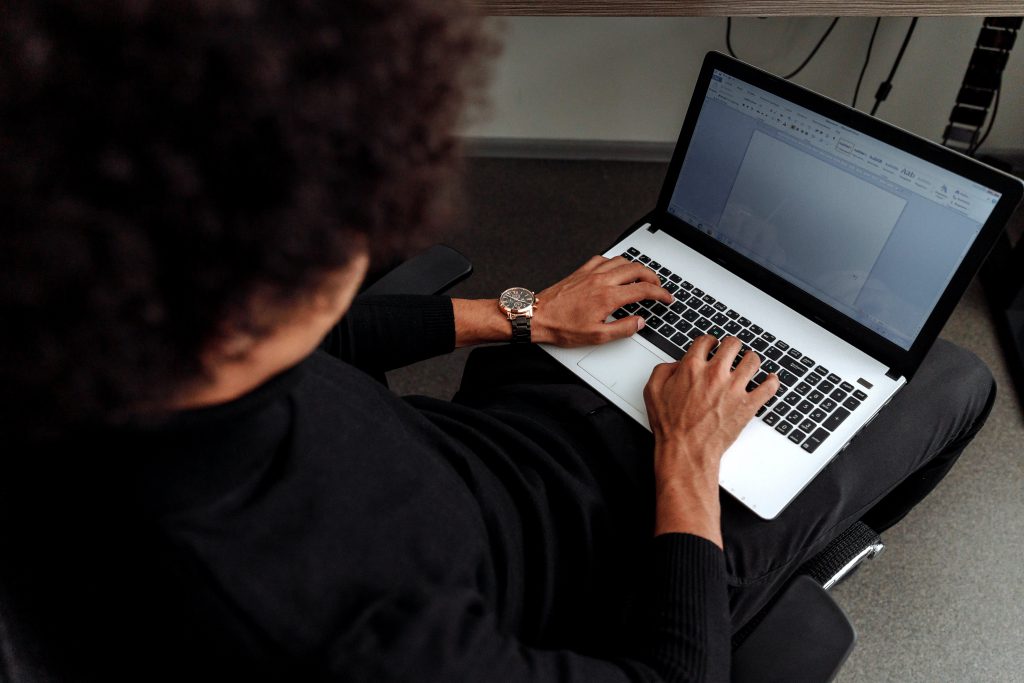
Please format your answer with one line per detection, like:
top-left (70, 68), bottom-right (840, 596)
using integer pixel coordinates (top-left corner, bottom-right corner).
top-left (615, 248), bottom-right (870, 454)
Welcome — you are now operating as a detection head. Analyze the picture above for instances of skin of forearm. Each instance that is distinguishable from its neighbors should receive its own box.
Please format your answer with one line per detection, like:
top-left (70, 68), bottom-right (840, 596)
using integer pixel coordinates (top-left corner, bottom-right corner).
top-left (453, 299), bottom-right (512, 347)
top-left (653, 439), bottom-right (724, 549)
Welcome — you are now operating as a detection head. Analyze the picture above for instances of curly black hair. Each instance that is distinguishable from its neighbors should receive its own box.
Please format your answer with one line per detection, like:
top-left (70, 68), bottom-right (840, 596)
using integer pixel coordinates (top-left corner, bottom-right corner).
top-left (0, 0), bottom-right (493, 440)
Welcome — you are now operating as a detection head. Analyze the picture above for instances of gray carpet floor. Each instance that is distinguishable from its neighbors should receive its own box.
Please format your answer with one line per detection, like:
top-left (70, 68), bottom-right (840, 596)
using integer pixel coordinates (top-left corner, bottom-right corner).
top-left (387, 158), bottom-right (1024, 682)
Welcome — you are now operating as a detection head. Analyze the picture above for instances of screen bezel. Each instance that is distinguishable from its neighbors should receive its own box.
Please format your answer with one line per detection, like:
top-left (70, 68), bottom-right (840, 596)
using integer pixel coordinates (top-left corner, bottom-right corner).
top-left (653, 51), bottom-right (1023, 380)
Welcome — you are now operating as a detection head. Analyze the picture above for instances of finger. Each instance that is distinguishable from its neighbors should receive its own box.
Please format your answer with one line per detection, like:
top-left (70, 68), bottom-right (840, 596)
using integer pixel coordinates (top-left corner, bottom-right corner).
top-left (749, 373), bottom-right (781, 406)
top-left (609, 282), bottom-right (673, 308)
top-left (579, 255), bottom-right (609, 273)
top-left (598, 315), bottom-right (646, 342)
top-left (602, 262), bottom-right (661, 287)
top-left (592, 255), bottom-right (630, 273)
top-left (709, 336), bottom-right (741, 369)
top-left (645, 361), bottom-right (678, 394)
top-left (733, 348), bottom-right (762, 385)
top-left (685, 334), bottom-right (717, 362)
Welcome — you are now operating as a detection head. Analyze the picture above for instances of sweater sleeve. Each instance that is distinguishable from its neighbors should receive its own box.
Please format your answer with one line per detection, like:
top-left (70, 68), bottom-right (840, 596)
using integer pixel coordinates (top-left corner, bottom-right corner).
top-left (318, 294), bottom-right (456, 374)
top-left (334, 533), bottom-right (730, 682)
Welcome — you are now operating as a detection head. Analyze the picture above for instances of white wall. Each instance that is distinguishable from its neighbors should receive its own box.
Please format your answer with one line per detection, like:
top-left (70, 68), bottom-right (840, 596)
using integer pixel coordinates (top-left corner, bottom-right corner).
top-left (467, 16), bottom-right (1023, 151)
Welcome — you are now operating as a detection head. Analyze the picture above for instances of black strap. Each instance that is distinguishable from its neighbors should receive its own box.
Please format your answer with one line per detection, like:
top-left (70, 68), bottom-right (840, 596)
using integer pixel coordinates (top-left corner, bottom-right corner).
top-left (510, 316), bottom-right (531, 344)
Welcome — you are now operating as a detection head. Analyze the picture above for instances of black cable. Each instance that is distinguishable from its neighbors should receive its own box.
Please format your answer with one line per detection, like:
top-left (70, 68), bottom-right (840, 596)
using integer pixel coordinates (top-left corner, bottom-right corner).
top-left (970, 86), bottom-right (1001, 155)
top-left (852, 18), bottom-right (881, 109)
top-left (725, 17), bottom-right (840, 80)
top-left (869, 17), bottom-right (918, 116)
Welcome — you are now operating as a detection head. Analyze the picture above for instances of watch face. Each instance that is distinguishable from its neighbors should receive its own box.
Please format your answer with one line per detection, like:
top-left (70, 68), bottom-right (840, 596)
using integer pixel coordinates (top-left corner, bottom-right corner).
top-left (500, 287), bottom-right (535, 312)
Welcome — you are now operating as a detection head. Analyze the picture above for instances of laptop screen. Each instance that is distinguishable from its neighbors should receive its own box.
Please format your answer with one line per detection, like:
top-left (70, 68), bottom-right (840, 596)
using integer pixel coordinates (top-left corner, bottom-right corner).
top-left (666, 69), bottom-right (1002, 350)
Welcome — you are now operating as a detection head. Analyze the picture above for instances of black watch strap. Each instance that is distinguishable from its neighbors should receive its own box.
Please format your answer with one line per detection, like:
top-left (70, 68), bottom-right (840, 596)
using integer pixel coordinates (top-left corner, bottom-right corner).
top-left (510, 315), bottom-right (532, 344)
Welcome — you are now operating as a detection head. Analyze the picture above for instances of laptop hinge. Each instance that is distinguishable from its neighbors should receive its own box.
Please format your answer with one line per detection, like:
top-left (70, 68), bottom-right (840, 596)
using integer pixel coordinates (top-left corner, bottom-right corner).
top-left (885, 367), bottom-right (901, 380)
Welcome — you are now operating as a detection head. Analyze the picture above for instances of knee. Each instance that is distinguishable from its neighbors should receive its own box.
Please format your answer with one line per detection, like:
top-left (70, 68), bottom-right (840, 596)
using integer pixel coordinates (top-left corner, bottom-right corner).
top-left (919, 339), bottom-right (995, 431)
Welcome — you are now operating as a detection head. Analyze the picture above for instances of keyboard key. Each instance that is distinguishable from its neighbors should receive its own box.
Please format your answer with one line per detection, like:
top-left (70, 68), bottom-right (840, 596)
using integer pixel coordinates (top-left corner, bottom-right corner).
top-left (799, 419), bottom-right (816, 433)
top-left (737, 329), bottom-right (755, 343)
top-left (751, 337), bottom-right (769, 351)
top-left (659, 267), bottom-right (672, 277)
top-left (826, 373), bottom-right (842, 384)
top-left (840, 381), bottom-right (855, 393)
top-left (641, 299), bottom-right (656, 307)
top-left (808, 390), bottom-right (825, 403)
top-left (725, 321), bottom-right (742, 334)
top-left (775, 421), bottom-right (792, 435)
top-left (788, 429), bottom-right (807, 445)
top-left (638, 325), bottom-right (683, 360)
top-left (765, 346), bottom-right (783, 360)
top-left (622, 252), bottom-right (634, 260)
top-left (776, 340), bottom-right (790, 351)
top-left (787, 348), bottom-right (803, 359)
top-left (810, 409), bottom-right (827, 422)
top-left (624, 302), bottom-right (640, 313)
top-left (766, 396), bottom-right (778, 407)
top-left (680, 281), bottom-right (694, 290)
top-left (773, 403), bottom-right (791, 416)
top-left (638, 255), bottom-right (650, 264)
top-left (682, 309), bottom-right (699, 322)
top-left (648, 317), bottom-right (665, 332)
top-left (800, 356), bottom-right (815, 368)
top-left (761, 332), bottom-right (776, 343)
top-left (779, 356), bottom-right (808, 376)
top-left (821, 398), bottom-right (838, 412)
top-left (707, 326), bottom-right (725, 339)
top-left (670, 301), bottom-right (686, 314)
top-left (797, 400), bottom-right (814, 414)
top-left (843, 397), bottom-right (862, 411)
top-left (674, 321), bottom-right (692, 335)
top-left (806, 372), bottom-right (822, 386)
top-left (762, 360), bottom-right (779, 374)
top-left (711, 312), bottom-right (728, 325)
top-left (691, 288), bottom-right (705, 297)
top-left (664, 282), bottom-right (679, 294)
top-left (701, 294), bottom-right (715, 304)
top-left (726, 309), bottom-right (740, 320)
top-left (764, 412), bottom-right (780, 426)
top-left (785, 411), bottom-right (803, 424)
top-left (801, 429), bottom-right (828, 453)
top-left (637, 308), bottom-right (653, 319)
top-left (668, 273), bottom-right (681, 283)
top-left (784, 393), bottom-right (800, 406)
top-left (818, 381), bottom-right (835, 393)
top-left (662, 311), bottom-right (680, 326)
top-left (750, 324), bottom-right (764, 335)
top-left (652, 302), bottom-right (669, 317)
top-left (713, 302), bottom-right (727, 312)
top-left (699, 304), bottom-right (716, 317)
top-left (816, 366), bottom-right (831, 378)
top-left (823, 407), bottom-right (851, 431)
top-left (794, 382), bottom-right (811, 395)
top-left (612, 308), bottom-right (630, 319)
top-left (671, 332), bottom-right (688, 346)
top-left (649, 261), bottom-right (662, 270)
top-left (830, 388), bottom-right (848, 401)
top-left (754, 371), bottom-right (768, 384)
top-left (627, 247), bottom-right (640, 256)
top-left (853, 389), bottom-right (868, 401)
top-left (696, 317), bottom-right (711, 330)
top-left (779, 370), bottom-right (798, 386)
top-left (756, 406), bottom-right (766, 417)
top-left (687, 296), bottom-right (702, 308)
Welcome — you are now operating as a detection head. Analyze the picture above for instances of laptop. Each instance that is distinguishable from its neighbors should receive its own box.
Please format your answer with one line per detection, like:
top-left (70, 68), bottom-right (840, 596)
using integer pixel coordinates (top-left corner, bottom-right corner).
top-left (542, 52), bottom-right (1023, 520)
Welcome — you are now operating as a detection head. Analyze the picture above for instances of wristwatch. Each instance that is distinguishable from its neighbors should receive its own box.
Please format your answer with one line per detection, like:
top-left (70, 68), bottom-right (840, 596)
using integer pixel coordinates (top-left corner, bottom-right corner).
top-left (498, 287), bottom-right (537, 344)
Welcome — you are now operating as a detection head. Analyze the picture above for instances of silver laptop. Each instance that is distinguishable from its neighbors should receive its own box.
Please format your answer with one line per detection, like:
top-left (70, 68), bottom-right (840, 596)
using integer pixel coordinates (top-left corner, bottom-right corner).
top-left (542, 52), bottom-right (1023, 520)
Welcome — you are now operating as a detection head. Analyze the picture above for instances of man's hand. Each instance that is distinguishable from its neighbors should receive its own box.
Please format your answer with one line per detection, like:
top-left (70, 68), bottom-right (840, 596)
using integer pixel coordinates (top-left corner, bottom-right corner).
top-left (532, 255), bottom-right (673, 347)
top-left (643, 335), bottom-right (779, 548)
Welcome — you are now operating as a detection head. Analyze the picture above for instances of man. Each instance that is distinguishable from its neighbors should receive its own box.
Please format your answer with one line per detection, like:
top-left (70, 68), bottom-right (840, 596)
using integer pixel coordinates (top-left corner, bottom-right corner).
top-left (0, 1), bottom-right (994, 681)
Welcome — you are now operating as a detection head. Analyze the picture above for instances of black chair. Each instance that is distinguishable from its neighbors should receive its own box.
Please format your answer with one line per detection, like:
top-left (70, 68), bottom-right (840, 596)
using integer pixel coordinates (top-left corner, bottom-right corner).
top-left (0, 244), bottom-right (883, 682)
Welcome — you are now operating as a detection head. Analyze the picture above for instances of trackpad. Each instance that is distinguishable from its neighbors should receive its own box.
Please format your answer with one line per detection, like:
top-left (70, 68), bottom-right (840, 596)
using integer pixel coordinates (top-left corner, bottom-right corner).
top-left (578, 339), bottom-right (662, 414)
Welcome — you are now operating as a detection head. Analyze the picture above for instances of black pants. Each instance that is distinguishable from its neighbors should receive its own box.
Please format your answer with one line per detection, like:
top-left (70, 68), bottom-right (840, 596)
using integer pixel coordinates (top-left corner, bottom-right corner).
top-left (457, 338), bottom-right (995, 633)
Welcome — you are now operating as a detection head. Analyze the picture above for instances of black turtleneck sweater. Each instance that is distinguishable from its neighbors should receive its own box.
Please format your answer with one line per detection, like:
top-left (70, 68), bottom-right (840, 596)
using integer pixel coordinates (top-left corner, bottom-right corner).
top-left (2, 295), bottom-right (730, 682)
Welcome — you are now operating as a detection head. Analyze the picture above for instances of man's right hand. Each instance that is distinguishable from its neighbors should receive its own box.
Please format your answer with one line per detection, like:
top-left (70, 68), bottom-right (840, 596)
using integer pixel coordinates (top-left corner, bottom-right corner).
top-left (642, 335), bottom-right (779, 548)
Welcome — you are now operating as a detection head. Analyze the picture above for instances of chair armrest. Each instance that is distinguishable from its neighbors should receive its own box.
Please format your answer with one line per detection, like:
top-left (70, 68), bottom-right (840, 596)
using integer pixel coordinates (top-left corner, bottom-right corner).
top-left (362, 245), bottom-right (472, 297)
top-left (732, 575), bottom-right (855, 683)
